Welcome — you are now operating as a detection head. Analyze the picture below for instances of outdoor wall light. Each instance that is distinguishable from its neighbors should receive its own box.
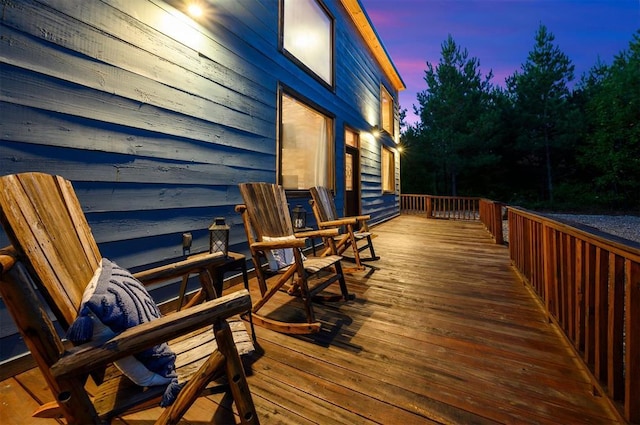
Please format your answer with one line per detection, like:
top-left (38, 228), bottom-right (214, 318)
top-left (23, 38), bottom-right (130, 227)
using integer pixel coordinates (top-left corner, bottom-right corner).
top-left (209, 217), bottom-right (230, 257)
top-left (187, 3), bottom-right (203, 18)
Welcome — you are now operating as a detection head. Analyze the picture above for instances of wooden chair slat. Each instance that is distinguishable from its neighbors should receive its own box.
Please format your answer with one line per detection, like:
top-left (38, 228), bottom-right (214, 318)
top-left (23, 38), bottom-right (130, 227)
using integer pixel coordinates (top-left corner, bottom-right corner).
top-left (0, 173), bottom-right (89, 324)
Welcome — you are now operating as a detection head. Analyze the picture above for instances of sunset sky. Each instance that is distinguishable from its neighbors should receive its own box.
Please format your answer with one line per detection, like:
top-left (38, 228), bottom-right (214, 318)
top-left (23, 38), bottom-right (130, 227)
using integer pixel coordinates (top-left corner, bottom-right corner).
top-left (359, 0), bottom-right (640, 126)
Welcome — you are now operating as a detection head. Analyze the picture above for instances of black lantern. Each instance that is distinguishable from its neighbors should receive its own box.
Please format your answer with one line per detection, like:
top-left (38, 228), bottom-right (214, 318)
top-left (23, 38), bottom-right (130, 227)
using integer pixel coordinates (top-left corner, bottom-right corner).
top-left (292, 205), bottom-right (306, 230)
top-left (209, 217), bottom-right (230, 257)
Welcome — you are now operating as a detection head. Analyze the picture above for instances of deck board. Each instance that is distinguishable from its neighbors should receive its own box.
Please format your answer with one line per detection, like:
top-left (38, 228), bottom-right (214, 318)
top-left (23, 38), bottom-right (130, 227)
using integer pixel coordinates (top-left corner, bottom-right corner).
top-left (0, 215), bottom-right (624, 424)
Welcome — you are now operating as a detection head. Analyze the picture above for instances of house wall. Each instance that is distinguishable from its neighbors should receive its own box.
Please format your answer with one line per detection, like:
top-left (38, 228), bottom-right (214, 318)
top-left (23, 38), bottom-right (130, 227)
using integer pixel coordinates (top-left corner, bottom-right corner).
top-left (0, 0), bottom-right (402, 362)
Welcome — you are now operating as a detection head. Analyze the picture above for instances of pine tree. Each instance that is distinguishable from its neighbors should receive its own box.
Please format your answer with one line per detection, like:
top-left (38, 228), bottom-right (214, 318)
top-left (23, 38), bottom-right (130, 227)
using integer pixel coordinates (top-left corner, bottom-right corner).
top-left (506, 24), bottom-right (575, 205)
top-left (577, 30), bottom-right (640, 209)
top-left (414, 35), bottom-right (497, 196)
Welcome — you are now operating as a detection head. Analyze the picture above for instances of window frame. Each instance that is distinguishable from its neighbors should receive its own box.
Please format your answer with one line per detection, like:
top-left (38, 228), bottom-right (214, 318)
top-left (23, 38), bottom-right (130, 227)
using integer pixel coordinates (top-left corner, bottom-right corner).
top-left (277, 86), bottom-right (335, 196)
top-left (381, 144), bottom-right (396, 194)
top-left (280, 0), bottom-right (335, 91)
top-left (380, 85), bottom-right (395, 137)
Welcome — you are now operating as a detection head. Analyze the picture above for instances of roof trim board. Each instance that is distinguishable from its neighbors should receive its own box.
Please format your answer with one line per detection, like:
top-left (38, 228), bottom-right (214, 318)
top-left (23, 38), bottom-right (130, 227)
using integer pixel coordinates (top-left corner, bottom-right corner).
top-left (340, 0), bottom-right (406, 91)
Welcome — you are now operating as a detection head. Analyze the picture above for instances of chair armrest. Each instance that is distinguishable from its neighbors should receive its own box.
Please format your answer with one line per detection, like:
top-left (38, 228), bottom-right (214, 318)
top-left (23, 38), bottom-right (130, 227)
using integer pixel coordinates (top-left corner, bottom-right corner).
top-left (350, 215), bottom-right (371, 222)
top-left (0, 246), bottom-right (18, 275)
top-left (294, 228), bottom-right (340, 239)
top-left (50, 289), bottom-right (251, 379)
top-left (133, 252), bottom-right (226, 285)
top-left (251, 238), bottom-right (306, 250)
top-left (318, 217), bottom-right (358, 228)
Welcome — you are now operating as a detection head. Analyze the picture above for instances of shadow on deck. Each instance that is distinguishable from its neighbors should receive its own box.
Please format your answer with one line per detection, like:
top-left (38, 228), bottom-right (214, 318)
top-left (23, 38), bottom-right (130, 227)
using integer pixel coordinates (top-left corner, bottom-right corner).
top-left (0, 215), bottom-right (624, 424)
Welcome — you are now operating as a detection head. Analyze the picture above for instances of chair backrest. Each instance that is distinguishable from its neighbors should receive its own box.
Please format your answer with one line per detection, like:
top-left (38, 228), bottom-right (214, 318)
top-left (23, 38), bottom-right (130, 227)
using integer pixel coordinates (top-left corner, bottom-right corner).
top-left (0, 173), bottom-right (101, 328)
top-left (310, 186), bottom-right (339, 222)
top-left (238, 182), bottom-right (294, 240)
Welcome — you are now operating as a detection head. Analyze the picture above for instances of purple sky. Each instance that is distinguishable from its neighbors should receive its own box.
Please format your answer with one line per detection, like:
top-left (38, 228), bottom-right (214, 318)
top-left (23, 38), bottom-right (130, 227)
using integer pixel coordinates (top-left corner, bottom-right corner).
top-left (359, 0), bottom-right (640, 126)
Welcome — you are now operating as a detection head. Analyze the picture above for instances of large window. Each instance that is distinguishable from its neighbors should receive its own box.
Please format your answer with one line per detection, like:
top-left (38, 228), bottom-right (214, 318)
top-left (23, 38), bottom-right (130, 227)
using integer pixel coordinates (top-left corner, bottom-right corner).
top-left (381, 145), bottom-right (395, 193)
top-left (381, 86), bottom-right (394, 136)
top-left (280, 92), bottom-right (334, 190)
top-left (282, 0), bottom-right (333, 86)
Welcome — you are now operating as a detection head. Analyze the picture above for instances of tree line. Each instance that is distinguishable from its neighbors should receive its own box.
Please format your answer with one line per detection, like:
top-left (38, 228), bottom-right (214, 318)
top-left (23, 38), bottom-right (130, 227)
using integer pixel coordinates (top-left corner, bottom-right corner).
top-left (400, 25), bottom-right (640, 212)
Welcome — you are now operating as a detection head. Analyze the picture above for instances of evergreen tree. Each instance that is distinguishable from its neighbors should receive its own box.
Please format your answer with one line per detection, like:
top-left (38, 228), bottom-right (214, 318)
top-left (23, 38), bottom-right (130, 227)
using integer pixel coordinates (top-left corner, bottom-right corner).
top-left (577, 30), bottom-right (640, 209)
top-left (414, 35), bottom-right (497, 196)
top-left (399, 123), bottom-right (432, 194)
top-left (506, 24), bottom-right (575, 205)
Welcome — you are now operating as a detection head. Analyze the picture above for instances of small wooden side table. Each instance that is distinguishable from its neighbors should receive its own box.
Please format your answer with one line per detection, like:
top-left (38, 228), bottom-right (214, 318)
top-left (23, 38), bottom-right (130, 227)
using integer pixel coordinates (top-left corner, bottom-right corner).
top-left (177, 251), bottom-right (249, 308)
top-left (177, 251), bottom-right (255, 342)
top-left (211, 251), bottom-right (250, 297)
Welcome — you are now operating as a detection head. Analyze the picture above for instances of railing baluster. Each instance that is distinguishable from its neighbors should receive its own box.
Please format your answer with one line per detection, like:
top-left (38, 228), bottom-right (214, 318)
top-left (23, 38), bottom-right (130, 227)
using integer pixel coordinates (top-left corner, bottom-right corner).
top-left (594, 246), bottom-right (608, 383)
top-left (575, 239), bottom-right (585, 352)
top-left (608, 253), bottom-right (624, 400)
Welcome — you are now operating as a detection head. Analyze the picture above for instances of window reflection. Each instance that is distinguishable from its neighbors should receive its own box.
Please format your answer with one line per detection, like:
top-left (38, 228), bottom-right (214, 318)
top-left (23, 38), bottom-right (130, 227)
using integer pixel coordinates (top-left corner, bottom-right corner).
top-left (283, 0), bottom-right (333, 85)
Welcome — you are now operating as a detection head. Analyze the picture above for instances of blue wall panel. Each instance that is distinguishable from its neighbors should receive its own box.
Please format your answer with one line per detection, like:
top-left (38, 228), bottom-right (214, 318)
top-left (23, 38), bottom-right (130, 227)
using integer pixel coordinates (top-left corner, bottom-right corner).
top-left (0, 0), bottom-right (402, 361)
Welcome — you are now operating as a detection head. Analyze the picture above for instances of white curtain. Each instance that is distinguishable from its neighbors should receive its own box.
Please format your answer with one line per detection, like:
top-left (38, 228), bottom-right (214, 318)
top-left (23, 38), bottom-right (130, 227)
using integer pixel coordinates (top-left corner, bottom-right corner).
top-left (281, 94), bottom-right (330, 190)
top-left (314, 118), bottom-right (327, 187)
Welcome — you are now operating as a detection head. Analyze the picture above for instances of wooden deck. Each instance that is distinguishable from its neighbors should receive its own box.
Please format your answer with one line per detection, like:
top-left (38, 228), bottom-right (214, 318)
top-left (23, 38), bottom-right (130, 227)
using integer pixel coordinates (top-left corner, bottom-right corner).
top-left (0, 215), bottom-right (624, 424)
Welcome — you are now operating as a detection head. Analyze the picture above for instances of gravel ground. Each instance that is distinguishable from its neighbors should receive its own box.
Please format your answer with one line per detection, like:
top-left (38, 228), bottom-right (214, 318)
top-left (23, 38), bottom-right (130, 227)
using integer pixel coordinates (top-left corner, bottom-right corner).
top-left (502, 214), bottom-right (640, 245)
top-left (546, 214), bottom-right (640, 244)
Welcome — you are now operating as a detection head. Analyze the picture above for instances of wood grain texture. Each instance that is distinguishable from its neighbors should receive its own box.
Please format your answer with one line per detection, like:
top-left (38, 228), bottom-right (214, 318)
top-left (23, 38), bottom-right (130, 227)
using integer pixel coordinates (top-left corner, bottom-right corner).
top-left (1, 0), bottom-right (402, 361)
top-left (2, 215), bottom-right (624, 424)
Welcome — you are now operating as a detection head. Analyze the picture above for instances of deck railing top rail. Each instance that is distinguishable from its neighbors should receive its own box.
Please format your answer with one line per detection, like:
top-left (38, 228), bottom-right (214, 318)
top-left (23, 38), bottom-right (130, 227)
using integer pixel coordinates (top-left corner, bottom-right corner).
top-left (510, 206), bottom-right (640, 260)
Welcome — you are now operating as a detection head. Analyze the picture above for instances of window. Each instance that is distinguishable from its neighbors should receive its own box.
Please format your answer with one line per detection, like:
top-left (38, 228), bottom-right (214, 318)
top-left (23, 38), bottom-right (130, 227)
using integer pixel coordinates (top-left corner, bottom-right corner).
top-left (280, 92), bottom-right (334, 190)
top-left (381, 145), bottom-right (395, 193)
top-left (282, 0), bottom-right (333, 86)
top-left (381, 86), bottom-right (394, 135)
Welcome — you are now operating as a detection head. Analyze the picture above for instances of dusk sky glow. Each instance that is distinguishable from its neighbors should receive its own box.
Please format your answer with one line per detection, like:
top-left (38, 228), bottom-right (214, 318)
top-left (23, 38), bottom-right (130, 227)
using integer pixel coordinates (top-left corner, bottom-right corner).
top-left (359, 0), bottom-right (640, 126)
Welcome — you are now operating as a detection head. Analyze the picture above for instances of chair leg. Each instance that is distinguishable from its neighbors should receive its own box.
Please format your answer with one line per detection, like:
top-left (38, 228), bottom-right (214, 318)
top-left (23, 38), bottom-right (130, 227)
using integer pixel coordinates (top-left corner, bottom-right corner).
top-left (295, 263), bottom-right (316, 325)
top-left (214, 320), bottom-right (259, 425)
top-left (333, 261), bottom-right (353, 300)
top-left (157, 320), bottom-right (258, 425)
top-left (355, 235), bottom-right (380, 262)
top-left (157, 350), bottom-right (226, 424)
top-left (345, 225), bottom-right (363, 269)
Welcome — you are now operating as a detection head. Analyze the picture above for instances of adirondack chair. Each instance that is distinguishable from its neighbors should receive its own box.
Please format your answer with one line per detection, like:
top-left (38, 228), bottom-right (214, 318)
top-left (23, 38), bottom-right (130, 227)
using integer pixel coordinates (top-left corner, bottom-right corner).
top-left (236, 182), bottom-right (352, 334)
top-left (0, 172), bottom-right (259, 424)
top-left (309, 186), bottom-right (379, 271)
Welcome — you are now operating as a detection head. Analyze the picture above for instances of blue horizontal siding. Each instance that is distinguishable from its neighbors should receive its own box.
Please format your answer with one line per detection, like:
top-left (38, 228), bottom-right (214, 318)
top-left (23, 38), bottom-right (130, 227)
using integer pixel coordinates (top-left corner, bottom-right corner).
top-left (0, 0), bottom-right (402, 361)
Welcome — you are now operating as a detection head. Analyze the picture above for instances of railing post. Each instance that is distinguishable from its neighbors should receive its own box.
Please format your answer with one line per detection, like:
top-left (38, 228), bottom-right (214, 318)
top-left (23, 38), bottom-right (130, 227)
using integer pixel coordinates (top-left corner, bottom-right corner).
top-left (490, 201), bottom-right (504, 245)
top-left (625, 260), bottom-right (640, 422)
top-left (426, 196), bottom-right (432, 218)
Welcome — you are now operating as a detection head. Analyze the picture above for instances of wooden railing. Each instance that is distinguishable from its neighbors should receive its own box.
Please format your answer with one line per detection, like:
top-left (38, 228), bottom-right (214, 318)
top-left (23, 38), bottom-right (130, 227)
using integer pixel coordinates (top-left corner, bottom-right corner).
top-left (400, 194), bottom-right (504, 244)
top-left (400, 194), bottom-right (480, 220)
top-left (479, 199), bottom-right (504, 245)
top-left (509, 207), bottom-right (640, 423)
